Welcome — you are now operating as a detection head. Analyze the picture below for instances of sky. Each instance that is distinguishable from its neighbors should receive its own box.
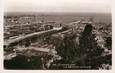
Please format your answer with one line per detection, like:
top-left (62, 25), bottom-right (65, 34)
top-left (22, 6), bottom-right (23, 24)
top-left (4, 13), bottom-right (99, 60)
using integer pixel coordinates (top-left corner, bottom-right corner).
top-left (4, 0), bottom-right (111, 13)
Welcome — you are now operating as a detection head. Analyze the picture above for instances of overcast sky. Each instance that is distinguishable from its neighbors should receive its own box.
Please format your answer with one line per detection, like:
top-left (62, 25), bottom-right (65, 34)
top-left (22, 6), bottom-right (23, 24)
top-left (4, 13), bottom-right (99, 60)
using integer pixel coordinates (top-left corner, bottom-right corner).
top-left (4, 0), bottom-right (111, 13)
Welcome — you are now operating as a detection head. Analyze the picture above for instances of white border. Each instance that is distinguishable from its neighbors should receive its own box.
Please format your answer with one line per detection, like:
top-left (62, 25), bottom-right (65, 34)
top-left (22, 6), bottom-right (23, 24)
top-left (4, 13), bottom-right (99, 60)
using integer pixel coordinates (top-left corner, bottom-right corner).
top-left (0, 0), bottom-right (114, 73)
top-left (0, 0), bottom-right (4, 71)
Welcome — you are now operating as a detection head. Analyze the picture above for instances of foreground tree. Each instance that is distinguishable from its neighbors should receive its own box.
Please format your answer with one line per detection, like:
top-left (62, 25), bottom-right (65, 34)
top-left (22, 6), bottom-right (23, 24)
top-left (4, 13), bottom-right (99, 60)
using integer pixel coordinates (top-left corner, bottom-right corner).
top-left (77, 24), bottom-right (111, 69)
top-left (56, 33), bottom-right (78, 63)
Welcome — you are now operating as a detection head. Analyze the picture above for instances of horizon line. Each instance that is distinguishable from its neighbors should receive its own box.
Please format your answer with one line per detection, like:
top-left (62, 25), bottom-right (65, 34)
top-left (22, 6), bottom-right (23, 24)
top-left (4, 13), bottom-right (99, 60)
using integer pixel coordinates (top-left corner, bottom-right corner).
top-left (4, 11), bottom-right (111, 14)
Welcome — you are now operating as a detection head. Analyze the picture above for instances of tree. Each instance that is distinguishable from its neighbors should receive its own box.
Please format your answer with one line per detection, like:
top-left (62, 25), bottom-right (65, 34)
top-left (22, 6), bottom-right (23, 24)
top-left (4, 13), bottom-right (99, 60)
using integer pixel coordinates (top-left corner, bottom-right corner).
top-left (55, 33), bottom-right (78, 63)
top-left (77, 24), bottom-right (111, 69)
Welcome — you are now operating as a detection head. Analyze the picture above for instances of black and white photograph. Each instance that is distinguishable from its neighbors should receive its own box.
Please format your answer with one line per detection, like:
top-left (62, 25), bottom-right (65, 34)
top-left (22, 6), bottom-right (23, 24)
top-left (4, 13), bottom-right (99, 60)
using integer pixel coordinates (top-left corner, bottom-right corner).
top-left (3, 0), bottom-right (112, 70)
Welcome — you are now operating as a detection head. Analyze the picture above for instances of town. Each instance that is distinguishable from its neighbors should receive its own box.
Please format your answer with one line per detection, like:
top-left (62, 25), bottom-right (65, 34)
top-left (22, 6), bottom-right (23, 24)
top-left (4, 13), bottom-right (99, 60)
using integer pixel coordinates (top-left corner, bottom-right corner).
top-left (4, 13), bottom-right (112, 70)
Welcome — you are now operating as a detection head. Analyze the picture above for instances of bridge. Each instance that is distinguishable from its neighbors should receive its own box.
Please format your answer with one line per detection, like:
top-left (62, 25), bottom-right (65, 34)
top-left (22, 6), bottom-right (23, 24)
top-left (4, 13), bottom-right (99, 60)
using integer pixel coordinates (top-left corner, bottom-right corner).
top-left (4, 27), bottom-right (63, 47)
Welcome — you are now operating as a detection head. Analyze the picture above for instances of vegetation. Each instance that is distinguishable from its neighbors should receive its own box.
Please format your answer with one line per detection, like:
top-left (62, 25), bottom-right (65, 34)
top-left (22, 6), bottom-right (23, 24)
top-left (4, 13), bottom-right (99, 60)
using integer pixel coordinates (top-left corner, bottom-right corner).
top-left (50, 24), bottom-right (112, 69)
top-left (4, 55), bottom-right (43, 69)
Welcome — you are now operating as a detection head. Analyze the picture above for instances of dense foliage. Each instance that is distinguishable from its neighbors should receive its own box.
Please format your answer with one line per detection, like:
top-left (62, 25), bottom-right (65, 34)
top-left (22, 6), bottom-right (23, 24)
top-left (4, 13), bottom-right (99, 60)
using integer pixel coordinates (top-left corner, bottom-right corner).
top-left (50, 24), bottom-right (112, 69)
